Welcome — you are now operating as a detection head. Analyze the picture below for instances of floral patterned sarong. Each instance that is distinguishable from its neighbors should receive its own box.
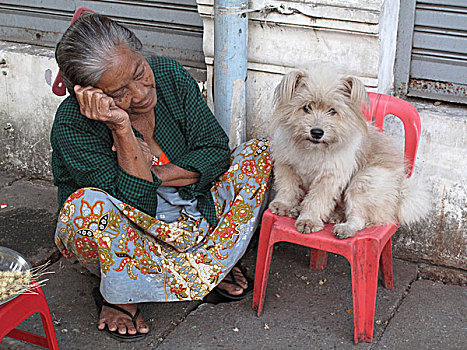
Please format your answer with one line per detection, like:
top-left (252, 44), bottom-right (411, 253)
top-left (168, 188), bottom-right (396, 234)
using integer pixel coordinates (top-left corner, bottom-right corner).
top-left (54, 139), bottom-right (271, 303)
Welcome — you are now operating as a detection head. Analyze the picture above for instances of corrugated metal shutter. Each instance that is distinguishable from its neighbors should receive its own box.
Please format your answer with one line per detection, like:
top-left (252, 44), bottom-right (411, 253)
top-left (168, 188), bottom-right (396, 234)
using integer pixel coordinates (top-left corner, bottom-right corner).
top-left (0, 0), bottom-right (205, 79)
top-left (408, 0), bottom-right (467, 103)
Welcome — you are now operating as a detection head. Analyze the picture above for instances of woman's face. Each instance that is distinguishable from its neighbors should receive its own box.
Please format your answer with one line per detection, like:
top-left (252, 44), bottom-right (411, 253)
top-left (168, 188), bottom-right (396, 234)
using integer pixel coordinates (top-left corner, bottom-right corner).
top-left (96, 44), bottom-right (157, 115)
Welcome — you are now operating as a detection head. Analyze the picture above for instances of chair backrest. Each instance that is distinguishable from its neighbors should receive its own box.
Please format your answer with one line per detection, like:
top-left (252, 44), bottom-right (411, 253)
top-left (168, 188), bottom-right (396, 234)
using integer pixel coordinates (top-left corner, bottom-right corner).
top-left (52, 7), bottom-right (95, 96)
top-left (363, 92), bottom-right (421, 177)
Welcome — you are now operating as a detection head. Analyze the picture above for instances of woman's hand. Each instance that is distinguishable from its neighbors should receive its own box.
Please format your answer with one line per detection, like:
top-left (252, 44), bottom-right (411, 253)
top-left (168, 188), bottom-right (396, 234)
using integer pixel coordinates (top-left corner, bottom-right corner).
top-left (74, 85), bottom-right (130, 130)
top-left (153, 164), bottom-right (200, 187)
top-left (75, 85), bottom-right (152, 181)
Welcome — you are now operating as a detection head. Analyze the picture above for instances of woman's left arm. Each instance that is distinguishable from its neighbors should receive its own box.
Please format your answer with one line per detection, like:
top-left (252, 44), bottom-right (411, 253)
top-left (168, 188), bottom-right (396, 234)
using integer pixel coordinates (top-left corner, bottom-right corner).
top-left (153, 163), bottom-right (200, 187)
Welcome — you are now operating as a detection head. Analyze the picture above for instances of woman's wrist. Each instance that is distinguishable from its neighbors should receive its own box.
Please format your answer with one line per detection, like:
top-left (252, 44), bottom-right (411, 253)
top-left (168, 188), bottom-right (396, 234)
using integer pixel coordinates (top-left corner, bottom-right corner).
top-left (106, 119), bottom-right (132, 132)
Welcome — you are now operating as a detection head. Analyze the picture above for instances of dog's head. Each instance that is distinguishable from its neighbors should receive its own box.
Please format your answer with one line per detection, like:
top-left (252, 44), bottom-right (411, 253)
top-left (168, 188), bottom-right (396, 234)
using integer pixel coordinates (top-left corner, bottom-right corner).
top-left (271, 67), bottom-right (369, 150)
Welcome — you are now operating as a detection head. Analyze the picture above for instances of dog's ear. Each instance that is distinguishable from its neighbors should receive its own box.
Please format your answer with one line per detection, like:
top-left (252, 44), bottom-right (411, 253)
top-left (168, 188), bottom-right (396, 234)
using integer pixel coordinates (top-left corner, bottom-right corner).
top-left (274, 70), bottom-right (307, 107)
top-left (339, 75), bottom-right (369, 108)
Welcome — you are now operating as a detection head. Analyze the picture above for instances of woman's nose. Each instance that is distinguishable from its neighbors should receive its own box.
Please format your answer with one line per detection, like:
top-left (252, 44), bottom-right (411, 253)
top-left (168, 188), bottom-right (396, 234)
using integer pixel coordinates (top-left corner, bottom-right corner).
top-left (129, 83), bottom-right (147, 104)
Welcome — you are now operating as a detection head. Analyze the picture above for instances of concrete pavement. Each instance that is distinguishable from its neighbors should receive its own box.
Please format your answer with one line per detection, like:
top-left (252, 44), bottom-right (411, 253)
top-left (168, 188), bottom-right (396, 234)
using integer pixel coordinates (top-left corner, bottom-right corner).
top-left (0, 171), bottom-right (465, 350)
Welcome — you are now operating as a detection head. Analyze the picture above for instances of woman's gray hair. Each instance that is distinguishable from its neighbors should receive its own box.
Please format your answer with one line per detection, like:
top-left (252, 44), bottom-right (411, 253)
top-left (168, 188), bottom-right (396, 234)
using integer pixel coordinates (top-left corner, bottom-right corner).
top-left (55, 13), bottom-right (142, 95)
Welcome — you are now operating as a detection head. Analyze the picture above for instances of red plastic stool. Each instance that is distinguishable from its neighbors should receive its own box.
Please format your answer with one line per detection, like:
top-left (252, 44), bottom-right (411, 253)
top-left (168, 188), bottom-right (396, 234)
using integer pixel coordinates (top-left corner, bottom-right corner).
top-left (253, 93), bottom-right (422, 344)
top-left (0, 280), bottom-right (59, 349)
top-left (253, 211), bottom-right (398, 344)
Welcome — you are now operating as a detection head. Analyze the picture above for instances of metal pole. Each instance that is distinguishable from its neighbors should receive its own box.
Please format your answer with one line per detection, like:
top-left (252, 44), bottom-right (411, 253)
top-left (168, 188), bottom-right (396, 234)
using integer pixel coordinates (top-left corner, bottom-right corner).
top-left (214, 0), bottom-right (248, 149)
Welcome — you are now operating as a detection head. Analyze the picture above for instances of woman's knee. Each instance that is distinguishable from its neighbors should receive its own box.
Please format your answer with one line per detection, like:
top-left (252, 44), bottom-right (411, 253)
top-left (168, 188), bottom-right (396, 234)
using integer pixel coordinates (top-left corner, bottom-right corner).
top-left (58, 187), bottom-right (114, 222)
top-left (65, 187), bottom-right (111, 204)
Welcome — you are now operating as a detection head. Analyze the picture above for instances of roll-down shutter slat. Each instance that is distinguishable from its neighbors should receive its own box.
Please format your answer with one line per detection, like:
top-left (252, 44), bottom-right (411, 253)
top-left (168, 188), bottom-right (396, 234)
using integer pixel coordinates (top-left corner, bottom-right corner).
top-left (0, 0), bottom-right (205, 75)
top-left (408, 0), bottom-right (467, 103)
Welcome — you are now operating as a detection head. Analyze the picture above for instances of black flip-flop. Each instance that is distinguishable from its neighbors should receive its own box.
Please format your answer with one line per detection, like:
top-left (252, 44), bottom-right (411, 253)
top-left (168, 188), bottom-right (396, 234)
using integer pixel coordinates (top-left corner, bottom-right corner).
top-left (92, 287), bottom-right (148, 342)
top-left (214, 266), bottom-right (254, 301)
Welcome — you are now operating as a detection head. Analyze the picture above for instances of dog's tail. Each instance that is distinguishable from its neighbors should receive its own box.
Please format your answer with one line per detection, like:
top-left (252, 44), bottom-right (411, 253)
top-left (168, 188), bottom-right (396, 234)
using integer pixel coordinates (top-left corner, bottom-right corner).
top-left (397, 176), bottom-right (431, 225)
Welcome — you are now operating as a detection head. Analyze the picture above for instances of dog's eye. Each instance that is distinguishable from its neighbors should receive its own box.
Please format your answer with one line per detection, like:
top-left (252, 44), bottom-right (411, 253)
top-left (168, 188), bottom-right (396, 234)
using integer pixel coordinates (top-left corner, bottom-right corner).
top-left (303, 105), bottom-right (312, 113)
top-left (329, 108), bottom-right (337, 115)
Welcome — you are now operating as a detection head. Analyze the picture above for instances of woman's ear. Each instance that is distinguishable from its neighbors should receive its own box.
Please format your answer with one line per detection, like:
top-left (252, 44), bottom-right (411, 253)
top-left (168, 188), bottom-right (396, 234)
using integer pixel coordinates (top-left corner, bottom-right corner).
top-left (273, 70), bottom-right (307, 107)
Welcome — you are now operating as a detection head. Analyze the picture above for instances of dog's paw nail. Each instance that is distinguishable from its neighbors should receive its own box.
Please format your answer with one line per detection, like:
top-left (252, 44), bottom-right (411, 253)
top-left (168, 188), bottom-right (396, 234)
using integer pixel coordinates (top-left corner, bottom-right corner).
top-left (295, 221), bottom-right (306, 233)
top-left (295, 219), bottom-right (322, 234)
top-left (270, 201), bottom-right (297, 217)
top-left (296, 225), bottom-right (311, 234)
top-left (333, 224), bottom-right (355, 239)
top-left (269, 203), bottom-right (282, 215)
top-left (311, 225), bottom-right (324, 232)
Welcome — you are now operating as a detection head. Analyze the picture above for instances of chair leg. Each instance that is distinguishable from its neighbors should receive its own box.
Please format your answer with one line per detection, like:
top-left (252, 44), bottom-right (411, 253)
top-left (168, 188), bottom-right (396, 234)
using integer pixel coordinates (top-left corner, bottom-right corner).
top-left (379, 238), bottom-right (394, 289)
top-left (1, 283), bottom-right (59, 350)
top-left (309, 249), bottom-right (328, 270)
top-left (350, 239), bottom-right (380, 344)
top-left (40, 311), bottom-right (60, 350)
top-left (252, 211), bottom-right (276, 317)
top-left (6, 328), bottom-right (49, 348)
top-left (3, 308), bottom-right (59, 349)
top-left (35, 283), bottom-right (60, 350)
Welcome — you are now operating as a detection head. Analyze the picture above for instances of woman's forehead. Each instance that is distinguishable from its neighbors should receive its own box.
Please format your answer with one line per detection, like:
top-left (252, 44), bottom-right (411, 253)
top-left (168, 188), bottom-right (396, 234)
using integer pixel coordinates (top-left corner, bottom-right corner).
top-left (97, 45), bottom-right (144, 91)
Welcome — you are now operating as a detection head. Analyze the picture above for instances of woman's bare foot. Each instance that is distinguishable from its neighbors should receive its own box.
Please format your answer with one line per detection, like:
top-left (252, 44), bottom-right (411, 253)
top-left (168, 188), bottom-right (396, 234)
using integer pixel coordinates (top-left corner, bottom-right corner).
top-left (217, 266), bottom-right (248, 296)
top-left (97, 303), bottom-right (149, 335)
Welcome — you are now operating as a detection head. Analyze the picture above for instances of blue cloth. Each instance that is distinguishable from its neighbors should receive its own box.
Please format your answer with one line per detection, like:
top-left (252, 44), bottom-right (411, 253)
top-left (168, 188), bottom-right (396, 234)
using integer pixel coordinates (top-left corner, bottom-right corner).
top-left (156, 186), bottom-right (202, 223)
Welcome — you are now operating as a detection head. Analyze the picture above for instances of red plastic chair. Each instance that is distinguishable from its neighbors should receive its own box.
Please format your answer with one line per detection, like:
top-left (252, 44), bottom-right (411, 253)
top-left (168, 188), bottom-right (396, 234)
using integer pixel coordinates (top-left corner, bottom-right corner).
top-left (252, 93), bottom-right (421, 344)
top-left (52, 6), bottom-right (95, 96)
top-left (0, 280), bottom-right (59, 349)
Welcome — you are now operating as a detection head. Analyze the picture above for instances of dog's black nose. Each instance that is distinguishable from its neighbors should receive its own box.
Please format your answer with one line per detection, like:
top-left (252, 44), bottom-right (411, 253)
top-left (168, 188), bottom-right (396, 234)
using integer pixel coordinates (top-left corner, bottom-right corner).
top-left (310, 128), bottom-right (324, 140)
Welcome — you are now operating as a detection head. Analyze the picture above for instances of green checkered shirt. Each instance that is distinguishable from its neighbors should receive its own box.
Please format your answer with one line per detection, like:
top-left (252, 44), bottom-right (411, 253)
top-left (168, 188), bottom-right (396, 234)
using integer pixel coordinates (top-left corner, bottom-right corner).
top-left (51, 56), bottom-right (230, 226)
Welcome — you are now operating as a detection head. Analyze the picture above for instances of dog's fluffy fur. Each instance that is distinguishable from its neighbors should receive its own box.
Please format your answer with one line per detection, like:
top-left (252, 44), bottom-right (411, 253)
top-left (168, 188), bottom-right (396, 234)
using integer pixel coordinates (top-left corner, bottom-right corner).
top-left (269, 67), bottom-right (430, 238)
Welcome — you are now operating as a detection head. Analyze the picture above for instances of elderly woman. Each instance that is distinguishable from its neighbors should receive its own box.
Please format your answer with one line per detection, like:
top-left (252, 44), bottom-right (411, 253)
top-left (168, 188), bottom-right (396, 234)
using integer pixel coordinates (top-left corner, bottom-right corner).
top-left (51, 13), bottom-right (271, 341)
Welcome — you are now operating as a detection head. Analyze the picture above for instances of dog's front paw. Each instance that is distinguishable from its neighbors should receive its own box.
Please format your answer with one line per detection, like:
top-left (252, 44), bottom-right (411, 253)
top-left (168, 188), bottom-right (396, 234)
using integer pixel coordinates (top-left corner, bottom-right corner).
top-left (289, 206), bottom-right (301, 219)
top-left (269, 200), bottom-right (298, 218)
top-left (333, 223), bottom-right (356, 239)
top-left (295, 217), bottom-right (324, 234)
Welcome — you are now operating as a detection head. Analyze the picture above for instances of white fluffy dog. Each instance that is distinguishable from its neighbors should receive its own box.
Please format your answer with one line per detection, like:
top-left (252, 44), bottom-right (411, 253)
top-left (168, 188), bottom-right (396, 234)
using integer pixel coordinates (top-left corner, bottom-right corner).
top-left (269, 67), bottom-right (430, 239)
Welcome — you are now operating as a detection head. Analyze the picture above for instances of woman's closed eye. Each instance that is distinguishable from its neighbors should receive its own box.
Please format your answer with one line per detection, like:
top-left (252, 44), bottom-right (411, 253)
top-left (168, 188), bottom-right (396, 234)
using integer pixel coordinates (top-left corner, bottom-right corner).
top-left (110, 89), bottom-right (126, 99)
top-left (134, 66), bottom-right (145, 80)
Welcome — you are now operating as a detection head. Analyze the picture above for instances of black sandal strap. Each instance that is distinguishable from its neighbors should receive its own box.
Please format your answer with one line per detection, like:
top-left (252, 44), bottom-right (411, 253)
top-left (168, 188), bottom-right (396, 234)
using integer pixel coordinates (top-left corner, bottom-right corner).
top-left (220, 271), bottom-right (240, 286)
top-left (219, 266), bottom-right (249, 288)
top-left (102, 300), bottom-right (137, 321)
top-left (131, 307), bottom-right (141, 324)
